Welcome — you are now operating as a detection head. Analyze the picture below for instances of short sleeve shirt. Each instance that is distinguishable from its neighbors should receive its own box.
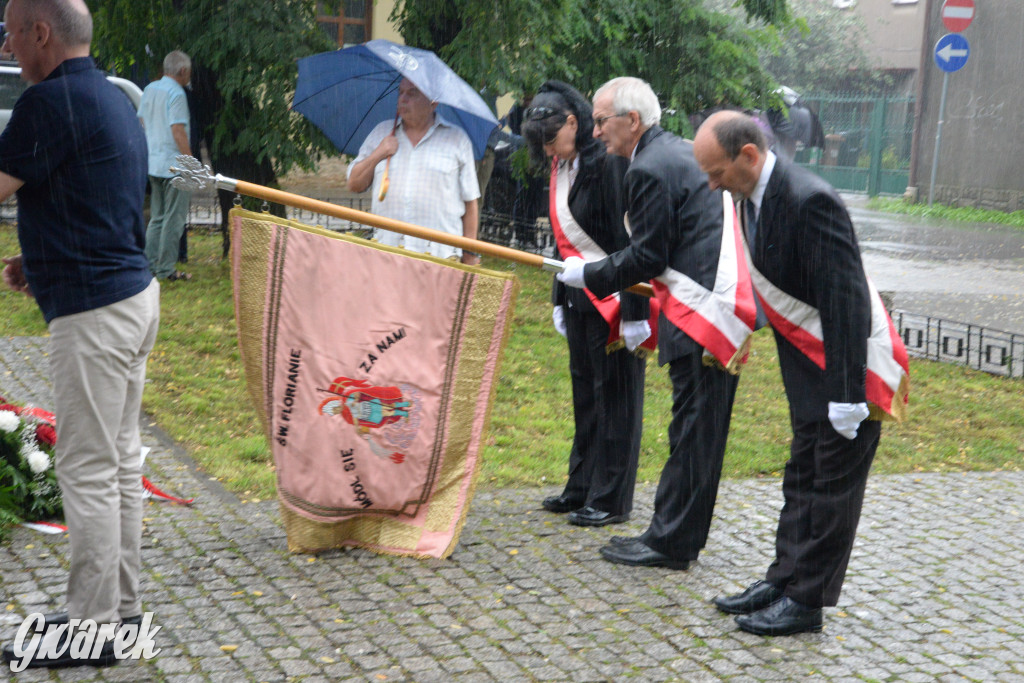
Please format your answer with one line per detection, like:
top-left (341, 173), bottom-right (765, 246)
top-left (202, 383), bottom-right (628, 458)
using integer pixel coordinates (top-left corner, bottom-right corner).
top-left (349, 115), bottom-right (479, 259)
top-left (138, 75), bottom-right (190, 178)
top-left (0, 57), bottom-right (150, 323)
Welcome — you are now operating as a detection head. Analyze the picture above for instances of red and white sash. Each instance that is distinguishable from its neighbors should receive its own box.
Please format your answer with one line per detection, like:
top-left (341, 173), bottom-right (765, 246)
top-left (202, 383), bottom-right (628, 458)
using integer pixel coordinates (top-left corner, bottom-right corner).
top-left (549, 158), bottom-right (659, 354)
top-left (649, 192), bottom-right (757, 373)
top-left (744, 254), bottom-right (910, 421)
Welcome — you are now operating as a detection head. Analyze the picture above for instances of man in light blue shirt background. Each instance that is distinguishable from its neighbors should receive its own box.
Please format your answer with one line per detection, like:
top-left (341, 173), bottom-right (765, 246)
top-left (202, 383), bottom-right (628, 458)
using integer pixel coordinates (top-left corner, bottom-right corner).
top-left (139, 50), bottom-right (193, 281)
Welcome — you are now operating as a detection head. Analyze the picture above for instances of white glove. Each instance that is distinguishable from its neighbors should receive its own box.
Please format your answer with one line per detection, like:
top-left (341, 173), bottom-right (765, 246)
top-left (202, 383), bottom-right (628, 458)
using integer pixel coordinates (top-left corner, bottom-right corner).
top-left (552, 305), bottom-right (567, 337)
top-left (828, 401), bottom-right (870, 440)
top-left (556, 256), bottom-right (586, 289)
top-left (622, 320), bottom-right (651, 351)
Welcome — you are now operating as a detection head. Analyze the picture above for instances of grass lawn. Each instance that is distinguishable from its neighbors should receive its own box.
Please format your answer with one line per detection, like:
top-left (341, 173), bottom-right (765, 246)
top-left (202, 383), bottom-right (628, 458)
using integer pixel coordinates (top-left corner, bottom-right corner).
top-left (867, 197), bottom-right (1024, 230)
top-left (1, 223), bottom-right (1021, 501)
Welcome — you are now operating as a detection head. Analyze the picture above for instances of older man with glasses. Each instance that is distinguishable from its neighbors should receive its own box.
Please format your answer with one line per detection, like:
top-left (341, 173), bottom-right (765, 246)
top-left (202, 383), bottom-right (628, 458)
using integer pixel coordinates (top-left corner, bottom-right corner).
top-left (348, 78), bottom-right (481, 266)
top-left (558, 77), bottom-right (750, 572)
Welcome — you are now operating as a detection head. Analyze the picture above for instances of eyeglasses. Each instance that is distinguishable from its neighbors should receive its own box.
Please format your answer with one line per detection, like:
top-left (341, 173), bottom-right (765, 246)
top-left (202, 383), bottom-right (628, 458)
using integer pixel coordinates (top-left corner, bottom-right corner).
top-left (594, 112), bottom-right (629, 129)
top-left (524, 106), bottom-right (564, 121)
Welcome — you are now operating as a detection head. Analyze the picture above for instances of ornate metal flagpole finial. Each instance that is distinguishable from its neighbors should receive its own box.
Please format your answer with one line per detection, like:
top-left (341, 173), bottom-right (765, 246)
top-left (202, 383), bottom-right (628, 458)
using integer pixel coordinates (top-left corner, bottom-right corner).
top-left (169, 154), bottom-right (238, 192)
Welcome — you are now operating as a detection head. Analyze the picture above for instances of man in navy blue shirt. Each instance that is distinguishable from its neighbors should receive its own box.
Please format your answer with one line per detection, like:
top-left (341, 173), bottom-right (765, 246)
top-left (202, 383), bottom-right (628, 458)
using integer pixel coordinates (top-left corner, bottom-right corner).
top-left (0, 0), bottom-right (159, 669)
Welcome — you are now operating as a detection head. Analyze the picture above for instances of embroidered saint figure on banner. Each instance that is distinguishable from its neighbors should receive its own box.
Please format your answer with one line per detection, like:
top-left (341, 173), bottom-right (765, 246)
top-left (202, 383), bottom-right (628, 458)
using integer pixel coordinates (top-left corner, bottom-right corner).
top-left (318, 377), bottom-right (422, 464)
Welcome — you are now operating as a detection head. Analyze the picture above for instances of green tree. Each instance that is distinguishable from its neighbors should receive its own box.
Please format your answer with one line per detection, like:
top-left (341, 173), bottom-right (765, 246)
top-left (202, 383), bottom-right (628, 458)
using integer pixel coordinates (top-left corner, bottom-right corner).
top-left (92, 0), bottom-right (334, 180)
top-left (558, 0), bottom-right (783, 133)
top-left (391, 0), bottom-right (789, 135)
top-left (389, 0), bottom-right (576, 101)
top-left (710, 0), bottom-right (894, 95)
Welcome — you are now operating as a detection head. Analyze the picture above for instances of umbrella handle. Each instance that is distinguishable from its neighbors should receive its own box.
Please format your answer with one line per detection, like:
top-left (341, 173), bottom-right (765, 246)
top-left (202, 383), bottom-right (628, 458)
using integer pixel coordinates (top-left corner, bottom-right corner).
top-left (377, 111), bottom-right (400, 202)
top-left (378, 159), bottom-right (390, 201)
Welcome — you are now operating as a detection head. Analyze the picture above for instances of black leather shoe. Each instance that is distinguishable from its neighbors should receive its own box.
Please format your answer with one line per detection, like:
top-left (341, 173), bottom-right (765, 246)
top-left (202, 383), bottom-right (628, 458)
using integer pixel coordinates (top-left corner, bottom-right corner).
top-left (599, 541), bottom-right (690, 570)
top-left (713, 580), bottom-right (784, 615)
top-left (541, 494), bottom-right (583, 514)
top-left (608, 535), bottom-right (644, 546)
top-left (735, 596), bottom-right (823, 636)
top-left (41, 611), bottom-right (70, 625)
top-left (567, 506), bottom-right (629, 527)
top-left (36, 612), bottom-right (143, 626)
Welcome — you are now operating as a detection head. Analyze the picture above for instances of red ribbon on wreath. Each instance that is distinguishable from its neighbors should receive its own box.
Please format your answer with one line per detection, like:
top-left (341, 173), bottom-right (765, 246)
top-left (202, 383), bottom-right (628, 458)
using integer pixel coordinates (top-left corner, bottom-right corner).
top-left (2, 395), bottom-right (196, 535)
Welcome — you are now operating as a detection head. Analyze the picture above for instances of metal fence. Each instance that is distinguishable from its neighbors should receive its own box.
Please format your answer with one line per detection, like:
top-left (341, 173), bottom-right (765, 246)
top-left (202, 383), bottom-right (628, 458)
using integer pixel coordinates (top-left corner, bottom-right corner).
top-left (184, 194), bottom-right (376, 234)
top-left (3, 192), bottom-right (558, 255)
top-left (479, 211), bottom-right (556, 256)
top-left (894, 310), bottom-right (1024, 379)
top-left (797, 93), bottom-right (915, 197)
top-left (182, 194), bottom-right (557, 255)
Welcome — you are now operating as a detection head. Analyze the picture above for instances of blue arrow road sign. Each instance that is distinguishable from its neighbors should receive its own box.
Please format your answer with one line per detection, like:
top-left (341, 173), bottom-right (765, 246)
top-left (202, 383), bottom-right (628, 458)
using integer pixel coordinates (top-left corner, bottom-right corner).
top-left (935, 33), bottom-right (970, 72)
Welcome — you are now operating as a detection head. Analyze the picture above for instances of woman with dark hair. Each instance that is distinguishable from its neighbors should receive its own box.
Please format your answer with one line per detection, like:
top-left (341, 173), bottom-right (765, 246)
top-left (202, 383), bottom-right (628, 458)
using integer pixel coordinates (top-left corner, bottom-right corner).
top-left (521, 80), bottom-right (653, 527)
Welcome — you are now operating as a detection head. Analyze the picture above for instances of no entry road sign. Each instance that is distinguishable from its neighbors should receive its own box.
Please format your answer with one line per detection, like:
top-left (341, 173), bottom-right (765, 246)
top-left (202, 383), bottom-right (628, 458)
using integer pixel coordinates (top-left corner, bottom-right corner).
top-left (941, 0), bottom-right (975, 33)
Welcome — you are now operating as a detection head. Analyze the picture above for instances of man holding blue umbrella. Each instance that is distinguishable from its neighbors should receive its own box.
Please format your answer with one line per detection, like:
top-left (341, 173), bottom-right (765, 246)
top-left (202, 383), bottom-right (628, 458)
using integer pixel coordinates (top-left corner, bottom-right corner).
top-left (346, 78), bottom-right (481, 265)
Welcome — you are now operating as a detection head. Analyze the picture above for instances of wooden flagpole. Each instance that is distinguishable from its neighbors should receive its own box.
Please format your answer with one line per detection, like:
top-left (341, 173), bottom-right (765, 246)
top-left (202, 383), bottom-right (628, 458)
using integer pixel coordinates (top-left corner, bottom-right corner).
top-left (170, 156), bottom-right (654, 298)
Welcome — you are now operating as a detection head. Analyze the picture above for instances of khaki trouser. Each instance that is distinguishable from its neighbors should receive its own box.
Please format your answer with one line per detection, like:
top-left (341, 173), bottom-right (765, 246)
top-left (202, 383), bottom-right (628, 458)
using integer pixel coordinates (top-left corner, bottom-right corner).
top-left (48, 279), bottom-right (160, 624)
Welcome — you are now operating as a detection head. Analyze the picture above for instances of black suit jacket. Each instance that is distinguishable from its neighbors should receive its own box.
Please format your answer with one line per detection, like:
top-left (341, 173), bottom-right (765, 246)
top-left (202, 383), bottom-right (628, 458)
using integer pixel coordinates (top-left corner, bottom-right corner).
top-left (551, 144), bottom-right (648, 322)
top-left (754, 157), bottom-right (870, 420)
top-left (584, 126), bottom-right (725, 364)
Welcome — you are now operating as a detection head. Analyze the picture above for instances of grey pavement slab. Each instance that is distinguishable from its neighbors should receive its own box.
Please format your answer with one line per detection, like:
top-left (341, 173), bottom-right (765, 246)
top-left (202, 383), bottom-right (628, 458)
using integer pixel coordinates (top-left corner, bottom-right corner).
top-left (3, 335), bottom-right (1024, 681)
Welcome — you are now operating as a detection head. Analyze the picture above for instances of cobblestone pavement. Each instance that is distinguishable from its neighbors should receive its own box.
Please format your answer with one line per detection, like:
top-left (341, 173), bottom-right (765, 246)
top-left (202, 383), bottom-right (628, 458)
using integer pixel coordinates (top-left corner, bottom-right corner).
top-left (2, 336), bottom-right (1023, 682)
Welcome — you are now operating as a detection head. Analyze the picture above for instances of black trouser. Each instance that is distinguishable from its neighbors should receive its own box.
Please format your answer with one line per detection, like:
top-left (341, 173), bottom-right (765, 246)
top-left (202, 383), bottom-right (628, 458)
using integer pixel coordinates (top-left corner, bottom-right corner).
top-left (559, 305), bottom-right (646, 515)
top-left (641, 352), bottom-right (738, 560)
top-left (766, 414), bottom-right (881, 608)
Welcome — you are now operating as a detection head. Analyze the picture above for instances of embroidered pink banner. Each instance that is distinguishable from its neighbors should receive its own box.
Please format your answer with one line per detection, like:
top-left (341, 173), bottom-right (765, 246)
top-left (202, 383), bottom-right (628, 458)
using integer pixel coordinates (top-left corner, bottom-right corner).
top-left (231, 209), bottom-right (518, 558)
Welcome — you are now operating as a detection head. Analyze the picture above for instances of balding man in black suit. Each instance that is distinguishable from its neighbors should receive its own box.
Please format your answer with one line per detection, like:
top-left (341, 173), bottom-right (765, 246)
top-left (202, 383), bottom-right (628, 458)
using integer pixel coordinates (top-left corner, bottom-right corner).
top-left (693, 109), bottom-right (907, 636)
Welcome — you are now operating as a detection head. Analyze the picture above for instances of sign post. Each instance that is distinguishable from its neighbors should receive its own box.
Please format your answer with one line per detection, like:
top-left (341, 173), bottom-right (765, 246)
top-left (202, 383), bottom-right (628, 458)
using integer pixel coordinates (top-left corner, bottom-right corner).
top-left (929, 32), bottom-right (971, 206)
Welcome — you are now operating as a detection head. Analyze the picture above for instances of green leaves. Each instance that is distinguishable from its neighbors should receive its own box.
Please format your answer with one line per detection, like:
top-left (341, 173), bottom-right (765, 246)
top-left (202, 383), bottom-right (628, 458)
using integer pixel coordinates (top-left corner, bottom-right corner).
top-left (391, 0), bottom-right (787, 133)
top-left (753, 0), bottom-right (894, 95)
top-left (92, 0), bottom-right (336, 176)
top-left (88, 0), bottom-right (795, 173)
top-left (739, 0), bottom-right (789, 24)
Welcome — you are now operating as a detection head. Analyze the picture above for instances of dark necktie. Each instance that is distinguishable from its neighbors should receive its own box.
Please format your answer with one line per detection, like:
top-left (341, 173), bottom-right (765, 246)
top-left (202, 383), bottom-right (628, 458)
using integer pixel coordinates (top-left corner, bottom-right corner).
top-left (741, 198), bottom-right (767, 329)
top-left (744, 199), bottom-right (757, 245)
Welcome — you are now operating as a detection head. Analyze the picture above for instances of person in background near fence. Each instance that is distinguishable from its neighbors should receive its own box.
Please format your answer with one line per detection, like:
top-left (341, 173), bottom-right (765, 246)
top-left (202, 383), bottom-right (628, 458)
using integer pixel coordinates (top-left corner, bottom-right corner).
top-left (521, 80), bottom-right (650, 528)
top-left (139, 49), bottom-right (193, 282)
top-left (558, 77), bottom-right (744, 571)
top-left (176, 82), bottom-right (203, 264)
top-left (693, 109), bottom-right (883, 636)
top-left (0, 0), bottom-right (159, 667)
top-left (347, 78), bottom-right (481, 266)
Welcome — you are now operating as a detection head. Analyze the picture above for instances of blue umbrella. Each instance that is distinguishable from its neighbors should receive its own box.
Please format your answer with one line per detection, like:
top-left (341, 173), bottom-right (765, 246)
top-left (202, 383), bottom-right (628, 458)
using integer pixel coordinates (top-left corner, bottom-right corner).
top-left (293, 40), bottom-right (498, 160)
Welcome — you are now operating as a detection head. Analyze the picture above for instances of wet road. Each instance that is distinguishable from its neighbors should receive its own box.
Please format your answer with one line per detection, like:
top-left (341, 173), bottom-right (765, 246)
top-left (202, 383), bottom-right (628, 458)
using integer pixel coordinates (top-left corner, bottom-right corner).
top-left (845, 194), bottom-right (1024, 334)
